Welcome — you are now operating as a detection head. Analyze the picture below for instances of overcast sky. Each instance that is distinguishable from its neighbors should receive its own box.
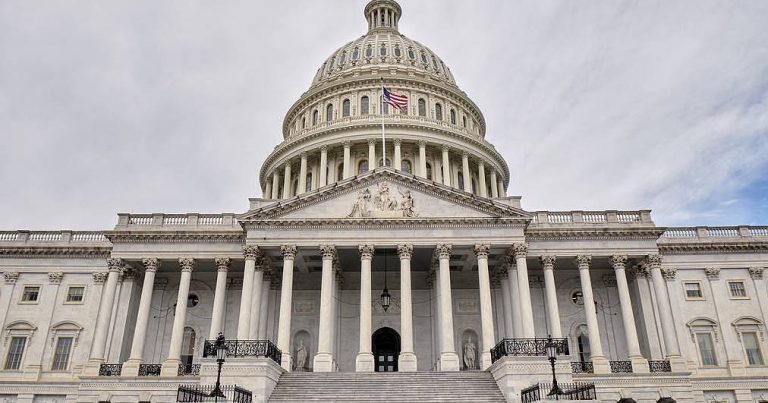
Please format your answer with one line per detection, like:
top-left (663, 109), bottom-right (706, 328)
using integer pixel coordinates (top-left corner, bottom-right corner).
top-left (1, 0), bottom-right (767, 231)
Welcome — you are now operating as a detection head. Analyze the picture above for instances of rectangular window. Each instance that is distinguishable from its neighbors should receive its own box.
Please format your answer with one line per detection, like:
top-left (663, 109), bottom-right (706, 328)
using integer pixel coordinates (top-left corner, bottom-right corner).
top-left (743, 332), bottom-right (764, 366)
top-left (728, 281), bottom-right (747, 298)
top-left (4, 337), bottom-right (26, 370)
top-left (65, 286), bottom-right (84, 303)
top-left (696, 333), bottom-right (717, 366)
top-left (684, 282), bottom-right (703, 299)
top-left (51, 337), bottom-right (73, 370)
top-left (20, 286), bottom-right (40, 303)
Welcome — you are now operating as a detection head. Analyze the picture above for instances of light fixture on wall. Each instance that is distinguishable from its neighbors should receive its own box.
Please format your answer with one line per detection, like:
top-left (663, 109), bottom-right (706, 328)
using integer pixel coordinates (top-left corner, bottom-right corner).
top-left (380, 249), bottom-right (391, 312)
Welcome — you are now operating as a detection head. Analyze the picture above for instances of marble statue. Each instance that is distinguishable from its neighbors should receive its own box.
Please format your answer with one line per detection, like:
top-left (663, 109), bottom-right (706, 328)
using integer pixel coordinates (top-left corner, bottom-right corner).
top-left (295, 339), bottom-right (308, 371)
top-left (348, 188), bottom-right (372, 218)
top-left (463, 336), bottom-right (477, 370)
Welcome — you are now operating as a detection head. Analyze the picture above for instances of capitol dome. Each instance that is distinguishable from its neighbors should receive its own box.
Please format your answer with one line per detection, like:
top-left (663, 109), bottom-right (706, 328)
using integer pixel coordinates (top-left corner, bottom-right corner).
top-left (260, 0), bottom-right (510, 201)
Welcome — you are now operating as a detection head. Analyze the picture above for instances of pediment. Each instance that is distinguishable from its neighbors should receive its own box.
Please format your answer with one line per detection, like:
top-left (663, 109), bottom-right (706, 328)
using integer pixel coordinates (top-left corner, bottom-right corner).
top-left (239, 168), bottom-right (531, 223)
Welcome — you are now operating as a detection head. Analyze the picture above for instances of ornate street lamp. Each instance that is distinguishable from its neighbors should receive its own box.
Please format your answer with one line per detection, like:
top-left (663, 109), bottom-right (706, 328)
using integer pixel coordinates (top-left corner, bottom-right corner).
top-left (545, 334), bottom-right (563, 397)
top-left (209, 333), bottom-right (228, 399)
top-left (380, 250), bottom-right (391, 312)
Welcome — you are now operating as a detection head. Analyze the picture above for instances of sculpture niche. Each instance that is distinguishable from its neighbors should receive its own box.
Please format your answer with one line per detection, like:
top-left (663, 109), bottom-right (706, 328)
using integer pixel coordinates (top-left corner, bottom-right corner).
top-left (348, 182), bottom-right (416, 218)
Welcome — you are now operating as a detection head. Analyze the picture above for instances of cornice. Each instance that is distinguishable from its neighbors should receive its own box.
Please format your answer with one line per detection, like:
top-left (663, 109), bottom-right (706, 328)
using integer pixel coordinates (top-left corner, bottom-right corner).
top-left (105, 231), bottom-right (245, 244)
top-left (242, 217), bottom-right (527, 231)
top-left (525, 227), bottom-right (664, 241)
top-left (658, 241), bottom-right (768, 254)
top-left (0, 246), bottom-right (112, 258)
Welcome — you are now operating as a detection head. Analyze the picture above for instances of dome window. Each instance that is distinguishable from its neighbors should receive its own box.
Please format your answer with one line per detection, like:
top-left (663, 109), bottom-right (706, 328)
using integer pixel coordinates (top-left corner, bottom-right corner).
top-left (426, 163), bottom-right (433, 180)
top-left (360, 96), bottom-right (370, 115)
top-left (458, 172), bottom-right (465, 191)
top-left (418, 99), bottom-right (426, 117)
top-left (450, 109), bottom-right (457, 125)
top-left (394, 45), bottom-right (402, 58)
top-left (420, 51), bottom-right (428, 65)
top-left (305, 173), bottom-right (313, 192)
top-left (462, 116), bottom-right (467, 128)
top-left (378, 158), bottom-right (391, 167)
top-left (339, 51), bottom-right (347, 65)
top-left (435, 103), bottom-right (443, 121)
top-left (342, 99), bottom-right (351, 117)
top-left (407, 47), bottom-right (416, 60)
top-left (312, 110), bottom-right (319, 126)
top-left (301, 117), bottom-right (306, 129)
top-left (382, 102), bottom-right (389, 114)
top-left (432, 56), bottom-right (440, 72)
top-left (380, 44), bottom-right (388, 57)
top-left (326, 104), bottom-right (334, 122)
top-left (327, 57), bottom-right (335, 73)
top-left (352, 47), bottom-right (360, 60)
top-left (402, 160), bottom-right (412, 174)
top-left (358, 160), bottom-right (369, 174)
top-left (366, 45), bottom-right (374, 58)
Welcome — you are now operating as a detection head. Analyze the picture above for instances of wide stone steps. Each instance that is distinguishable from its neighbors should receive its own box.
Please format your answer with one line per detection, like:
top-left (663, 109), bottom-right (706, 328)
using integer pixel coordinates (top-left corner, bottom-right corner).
top-left (268, 371), bottom-right (506, 403)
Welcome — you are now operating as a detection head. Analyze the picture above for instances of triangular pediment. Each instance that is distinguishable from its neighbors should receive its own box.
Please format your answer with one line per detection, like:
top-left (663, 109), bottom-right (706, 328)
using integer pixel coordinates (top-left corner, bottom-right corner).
top-left (239, 168), bottom-right (531, 223)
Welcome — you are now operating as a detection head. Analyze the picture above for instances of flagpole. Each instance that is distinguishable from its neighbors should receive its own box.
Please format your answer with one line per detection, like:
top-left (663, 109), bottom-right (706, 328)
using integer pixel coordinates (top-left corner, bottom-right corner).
top-left (381, 79), bottom-right (387, 168)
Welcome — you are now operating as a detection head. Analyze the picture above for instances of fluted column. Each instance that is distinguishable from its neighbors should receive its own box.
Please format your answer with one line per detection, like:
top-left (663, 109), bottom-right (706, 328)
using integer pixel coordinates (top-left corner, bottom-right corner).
top-left (271, 172), bottom-right (280, 199)
top-left (319, 146), bottom-right (328, 187)
top-left (478, 161), bottom-right (487, 197)
top-left (161, 258), bottom-right (195, 376)
top-left (297, 153), bottom-right (308, 195)
top-left (611, 255), bottom-right (649, 372)
top-left (122, 258), bottom-right (160, 375)
top-left (257, 272), bottom-right (271, 339)
top-left (249, 257), bottom-right (266, 339)
top-left (265, 181), bottom-right (272, 200)
top-left (418, 141), bottom-right (427, 178)
top-left (356, 245), bottom-right (375, 371)
top-left (393, 139), bottom-right (402, 170)
top-left (368, 139), bottom-right (377, 170)
top-left (490, 170), bottom-right (498, 198)
top-left (506, 262), bottom-right (522, 337)
top-left (314, 245), bottom-right (336, 372)
top-left (497, 268), bottom-right (514, 338)
top-left (462, 153), bottom-right (471, 192)
top-left (441, 147), bottom-right (451, 186)
top-left (237, 246), bottom-right (258, 340)
top-left (647, 254), bottom-right (683, 370)
top-left (83, 258), bottom-right (122, 375)
top-left (513, 244), bottom-right (535, 337)
top-left (398, 244), bottom-right (417, 371)
top-left (540, 256), bottom-right (562, 338)
top-left (209, 258), bottom-right (230, 339)
top-left (437, 244), bottom-right (459, 371)
top-left (576, 255), bottom-right (609, 374)
top-left (282, 162), bottom-right (292, 199)
top-left (474, 244), bottom-right (495, 369)
top-left (497, 178), bottom-right (506, 197)
top-left (343, 141), bottom-right (352, 179)
top-left (277, 245), bottom-right (297, 371)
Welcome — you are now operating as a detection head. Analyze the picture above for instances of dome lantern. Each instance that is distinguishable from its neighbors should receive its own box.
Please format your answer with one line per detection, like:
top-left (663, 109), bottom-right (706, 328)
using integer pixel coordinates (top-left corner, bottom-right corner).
top-left (365, 0), bottom-right (402, 33)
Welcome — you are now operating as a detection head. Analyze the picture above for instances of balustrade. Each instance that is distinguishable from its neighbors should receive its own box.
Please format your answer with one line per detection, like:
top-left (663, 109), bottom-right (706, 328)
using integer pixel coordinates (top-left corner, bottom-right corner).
top-left (178, 363), bottom-right (201, 376)
top-left (29, 232), bottom-right (62, 241)
top-left (490, 338), bottom-right (569, 362)
top-left (648, 360), bottom-right (672, 373)
top-left (203, 339), bottom-right (282, 364)
top-left (138, 363), bottom-right (161, 376)
top-left (521, 382), bottom-right (597, 402)
top-left (98, 363), bottom-right (122, 376)
top-left (0, 232), bottom-right (19, 241)
top-left (570, 361), bottom-right (594, 374)
top-left (609, 360), bottom-right (633, 373)
top-left (707, 227), bottom-right (739, 237)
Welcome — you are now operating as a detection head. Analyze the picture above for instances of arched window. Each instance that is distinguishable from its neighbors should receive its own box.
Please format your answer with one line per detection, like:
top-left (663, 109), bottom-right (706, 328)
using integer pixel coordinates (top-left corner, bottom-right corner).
top-left (358, 160), bottom-right (369, 174)
top-left (312, 110), bottom-right (319, 126)
top-left (305, 173), bottom-right (313, 192)
top-left (342, 99), bottom-right (351, 117)
top-left (382, 102), bottom-right (389, 114)
top-left (326, 104), bottom-right (334, 122)
top-left (435, 103), bottom-right (443, 120)
top-left (426, 163), bottom-right (433, 180)
top-left (301, 117), bottom-right (306, 129)
top-left (408, 47), bottom-right (416, 60)
top-left (394, 45), bottom-right (402, 58)
top-left (181, 327), bottom-right (196, 366)
top-left (339, 51), bottom-right (347, 66)
top-left (457, 172), bottom-right (465, 190)
top-left (361, 96), bottom-right (370, 115)
top-left (337, 164), bottom-right (344, 181)
top-left (418, 99), bottom-right (426, 117)
top-left (462, 116), bottom-right (467, 127)
top-left (352, 47), bottom-right (360, 60)
top-left (378, 158), bottom-right (391, 168)
top-left (577, 330), bottom-right (591, 363)
top-left (450, 109), bottom-right (457, 125)
top-left (420, 51), bottom-right (428, 65)
top-left (380, 44), bottom-right (387, 57)
top-left (401, 160), bottom-right (412, 174)
top-left (366, 45), bottom-right (373, 58)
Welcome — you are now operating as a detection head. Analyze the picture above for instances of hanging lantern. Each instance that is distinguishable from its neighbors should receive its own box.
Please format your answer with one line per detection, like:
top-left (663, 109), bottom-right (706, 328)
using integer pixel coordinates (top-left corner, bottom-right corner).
top-left (380, 287), bottom-right (391, 312)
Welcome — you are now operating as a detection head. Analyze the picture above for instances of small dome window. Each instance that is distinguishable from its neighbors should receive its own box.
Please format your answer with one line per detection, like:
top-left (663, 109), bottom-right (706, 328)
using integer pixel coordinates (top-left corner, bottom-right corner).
top-left (366, 45), bottom-right (374, 58)
top-left (360, 96), bottom-right (370, 115)
top-left (327, 57), bottom-right (335, 73)
top-left (305, 173), bottom-right (313, 192)
top-left (342, 99), bottom-right (351, 117)
top-left (450, 109), bottom-right (457, 125)
top-left (378, 158), bottom-right (391, 167)
top-left (312, 110), bottom-right (319, 126)
top-left (426, 163), bottom-right (433, 180)
top-left (462, 116), bottom-right (467, 128)
top-left (301, 117), bottom-right (306, 129)
top-left (435, 103), bottom-right (443, 121)
top-left (358, 160), bottom-right (369, 174)
top-left (326, 104), bottom-right (334, 122)
top-left (380, 44), bottom-right (387, 57)
top-left (394, 45), bottom-right (402, 58)
top-left (418, 99), bottom-right (427, 117)
top-left (420, 51), bottom-right (428, 65)
top-left (407, 47), bottom-right (416, 60)
top-left (339, 51), bottom-right (347, 65)
top-left (432, 56), bottom-right (440, 72)
top-left (458, 172), bottom-right (465, 190)
top-left (401, 160), bottom-right (412, 174)
top-left (352, 47), bottom-right (360, 60)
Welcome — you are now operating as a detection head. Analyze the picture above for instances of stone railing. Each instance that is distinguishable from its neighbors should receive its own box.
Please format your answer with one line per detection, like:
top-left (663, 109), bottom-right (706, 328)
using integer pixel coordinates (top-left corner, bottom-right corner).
top-left (529, 210), bottom-right (653, 226)
top-left (0, 230), bottom-right (109, 245)
top-left (115, 213), bottom-right (240, 229)
top-left (660, 226), bottom-right (768, 240)
top-left (293, 113), bottom-right (480, 140)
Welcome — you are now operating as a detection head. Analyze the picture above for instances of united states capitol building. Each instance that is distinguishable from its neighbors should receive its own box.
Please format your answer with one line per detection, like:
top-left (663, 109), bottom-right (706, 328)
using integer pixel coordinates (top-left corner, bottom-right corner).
top-left (1, 1), bottom-right (766, 402)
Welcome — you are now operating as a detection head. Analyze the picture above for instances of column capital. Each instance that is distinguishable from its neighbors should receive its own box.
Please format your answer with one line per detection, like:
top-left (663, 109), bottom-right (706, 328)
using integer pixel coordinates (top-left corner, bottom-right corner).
top-left (393, 138), bottom-right (402, 146)
top-left (214, 257), bottom-right (231, 272)
top-left (359, 244), bottom-right (375, 260)
top-left (320, 245), bottom-right (336, 260)
top-left (512, 243), bottom-right (528, 258)
top-left (281, 245), bottom-right (298, 260)
top-left (397, 244), bottom-right (413, 259)
top-left (661, 267), bottom-right (677, 281)
top-left (178, 258), bottom-right (195, 273)
top-left (629, 264), bottom-right (649, 278)
top-left (494, 266), bottom-right (508, 279)
top-left (540, 255), bottom-right (556, 268)
top-left (436, 243), bottom-right (452, 259)
top-left (749, 267), bottom-right (764, 280)
top-left (646, 254), bottom-right (663, 268)
top-left (368, 138), bottom-right (376, 146)
top-left (243, 245), bottom-right (259, 261)
top-left (284, 161), bottom-right (292, 169)
top-left (610, 255), bottom-right (628, 269)
top-left (418, 140), bottom-right (426, 148)
top-left (441, 145), bottom-right (449, 152)
top-left (92, 272), bottom-right (107, 284)
top-left (48, 272), bottom-right (63, 284)
top-left (320, 145), bottom-right (328, 152)
top-left (142, 258), bottom-right (162, 273)
top-left (705, 267), bottom-right (720, 280)
top-left (343, 141), bottom-right (351, 148)
top-left (107, 258), bottom-right (124, 272)
top-left (300, 152), bottom-right (308, 159)
top-left (575, 255), bottom-right (592, 269)
top-left (120, 267), bottom-right (137, 282)
top-left (4, 272), bottom-right (19, 284)
top-left (473, 243), bottom-right (490, 258)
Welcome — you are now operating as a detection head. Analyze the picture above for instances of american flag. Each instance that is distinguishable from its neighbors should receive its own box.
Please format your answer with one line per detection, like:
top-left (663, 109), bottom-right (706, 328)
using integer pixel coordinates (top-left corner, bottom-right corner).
top-left (383, 87), bottom-right (408, 112)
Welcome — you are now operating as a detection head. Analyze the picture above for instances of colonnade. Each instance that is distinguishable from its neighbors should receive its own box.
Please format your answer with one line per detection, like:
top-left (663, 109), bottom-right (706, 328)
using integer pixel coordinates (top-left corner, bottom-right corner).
top-left (86, 246), bottom-right (682, 376)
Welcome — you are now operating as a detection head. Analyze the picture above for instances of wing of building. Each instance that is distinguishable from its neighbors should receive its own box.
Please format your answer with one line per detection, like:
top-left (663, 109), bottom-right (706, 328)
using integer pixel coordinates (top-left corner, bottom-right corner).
top-left (1, 1), bottom-right (767, 402)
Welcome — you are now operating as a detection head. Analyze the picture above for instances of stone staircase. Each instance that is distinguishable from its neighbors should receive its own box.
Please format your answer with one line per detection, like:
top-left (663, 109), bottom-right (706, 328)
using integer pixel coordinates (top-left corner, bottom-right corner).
top-left (268, 371), bottom-right (506, 403)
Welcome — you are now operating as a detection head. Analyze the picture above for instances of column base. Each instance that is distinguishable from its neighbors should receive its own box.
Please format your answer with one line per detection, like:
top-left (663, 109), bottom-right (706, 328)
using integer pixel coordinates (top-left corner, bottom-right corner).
top-left (313, 353), bottom-right (334, 372)
top-left (591, 356), bottom-right (611, 374)
top-left (120, 358), bottom-right (143, 377)
top-left (281, 352), bottom-right (293, 372)
top-left (398, 352), bottom-right (418, 372)
top-left (668, 355), bottom-right (688, 373)
top-left (630, 356), bottom-right (650, 374)
top-left (439, 352), bottom-right (460, 371)
top-left (160, 358), bottom-right (181, 377)
top-left (81, 359), bottom-right (104, 377)
top-left (355, 353), bottom-right (375, 372)
top-left (481, 351), bottom-right (493, 370)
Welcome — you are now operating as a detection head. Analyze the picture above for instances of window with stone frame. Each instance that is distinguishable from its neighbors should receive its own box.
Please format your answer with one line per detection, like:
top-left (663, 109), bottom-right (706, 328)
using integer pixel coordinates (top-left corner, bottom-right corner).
top-left (425, 163), bottom-right (433, 180)
top-left (683, 281), bottom-right (704, 300)
top-left (358, 160), bottom-right (369, 174)
top-left (4, 336), bottom-right (26, 370)
top-left (732, 317), bottom-right (766, 366)
top-left (728, 281), bottom-right (748, 298)
top-left (20, 286), bottom-right (40, 303)
top-left (326, 104), bottom-right (334, 122)
top-left (435, 103), bottom-right (443, 120)
top-left (312, 110), bottom-right (319, 126)
top-left (401, 160), bottom-right (412, 174)
top-left (342, 99), bottom-right (351, 117)
top-left (305, 173), bottom-right (313, 192)
top-left (360, 96), bottom-right (370, 115)
top-left (688, 318), bottom-right (720, 367)
top-left (51, 336), bottom-right (73, 371)
top-left (417, 98), bottom-right (426, 117)
top-left (65, 286), bottom-right (85, 303)
top-left (48, 321), bottom-right (82, 371)
top-left (450, 109), bottom-right (457, 125)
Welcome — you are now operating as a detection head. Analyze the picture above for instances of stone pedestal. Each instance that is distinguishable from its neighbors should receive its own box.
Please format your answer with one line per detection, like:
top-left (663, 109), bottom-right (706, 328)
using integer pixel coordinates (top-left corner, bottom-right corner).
top-left (199, 357), bottom-right (284, 403)
top-left (313, 353), bottom-right (334, 372)
top-left (81, 359), bottom-right (103, 377)
top-left (356, 352), bottom-right (375, 372)
top-left (398, 352), bottom-right (418, 372)
top-left (120, 358), bottom-right (142, 377)
top-left (630, 356), bottom-right (650, 374)
top-left (439, 352), bottom-right (460, 371)
top-left (669, 355), bottom-right (688, 373)
top-left (490, 355), bottom-right (574, 403)
top-left (160, 358), bottom-right (181, 377)
top-left (591, 356), bottom-right (611, 374)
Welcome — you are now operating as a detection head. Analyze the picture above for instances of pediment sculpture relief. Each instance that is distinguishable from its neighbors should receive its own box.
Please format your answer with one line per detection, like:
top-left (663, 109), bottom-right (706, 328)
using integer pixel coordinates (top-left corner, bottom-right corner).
top-left (348, 182), bottom-right (417, 218)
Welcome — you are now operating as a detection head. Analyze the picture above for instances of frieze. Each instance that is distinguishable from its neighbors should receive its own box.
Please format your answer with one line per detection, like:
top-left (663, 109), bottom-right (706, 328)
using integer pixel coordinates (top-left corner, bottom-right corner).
top-left (0, 246), bottom-right (111, 257)
top-left (242, 217), bottom-right (526, 230)
top-left (455, 298), bottom-right (479, 314)
top-left (105, 232), bottom-right (244, 244)
top-left (348, 182), bottom-right (416, 218)
top-left (658, 242), bottom-right (768, 254)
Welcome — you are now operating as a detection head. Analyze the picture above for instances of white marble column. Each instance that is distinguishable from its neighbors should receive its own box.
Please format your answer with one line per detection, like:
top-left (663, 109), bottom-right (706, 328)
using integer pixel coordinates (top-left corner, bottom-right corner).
top-left (490, 170), bottom-right (498, 198)
top-left (576, 255), bottom-right (610, 374)
top-left (356, 244), bottom-right (375, 371)
top-left (611, 255), bottom-right (649, 372)
top-left (209, 258), bottom-right (230, 339)
top-left (271, 172), bottom-right (280, 199)
top-left (319, 146), bottom-right (328, 187)
top-left (497, 178), bottom-right (506, 197)
top-left (161, 258), bottom-right (195, 376)
top-left (237, 246), bottom-right (258, 340)
top-left (343, 141), bottom-right (352, 179)
top-left (498, 268), bottom-right (514, 338)
top-left (540, 256), bottom-right (562, 338)
top-left (282, 163), bottom-right (292, 199)
top-left (428, 267), bottom-right (442, 367)
top-left (277, 245), bottom-right (297, 371)
top-left (441, 147), bottom-right (451, 186)
top-left (647, 254), bottom-right (683, 370)
top-left (84, 258), bottom-right (122, 375)
top-left (297, 153), bottom-right (308, 195)
top-left (478, 161), bottom-right (487, 197)
top-left (462, 153), bottom-right (471, 192)
top-left (249, 258), bottom-right (266, 339)
top-left (513, 244), bottom-right (535, 338)
top-left (398, 244), bottom-right (417, 371)
top-left (258, 272), bottom-right (271, 339)
top-left (393, 139), bottom-right (402, 170)
top-left (418, 141), bottom-right (427, 178)
top-left (506, 262), bottom-right (522, 337)
top-left (368, 139), bottom-right (377, 170)
top-left (474, 244), bottom-right (495, 369)
top-left (265, 181), bottom-right (272, 200)
top-left (332, 265), bottom-right (343, 366)
top-left (314, 245), bottom-right (336, 372)
top-left (437, 244), bottom-right (459, 371)
top-left (122, 258), bottom-right (160, 376)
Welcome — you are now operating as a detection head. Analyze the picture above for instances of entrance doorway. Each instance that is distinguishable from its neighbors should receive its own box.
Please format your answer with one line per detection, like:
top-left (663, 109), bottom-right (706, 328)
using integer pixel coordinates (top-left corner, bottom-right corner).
top-left (372, 327), bottom-right (400, 372)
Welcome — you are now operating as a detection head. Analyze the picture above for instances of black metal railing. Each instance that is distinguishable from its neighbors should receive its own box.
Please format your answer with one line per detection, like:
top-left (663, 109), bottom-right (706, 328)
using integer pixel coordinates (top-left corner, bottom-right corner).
top-left (98, 363), bottom-right (122, 376)
top-left (570, 361), bottom-right (594, 374)
top-left (178, 363), bottom-right (201, 376)
top-left (610, 360), bottom-right (633, 373)
top-left (138, 363), bottom-right (161, 376)
top-left (490, 338), bottom-right (569, 362)
top-left (203, 339), bottom-right (281, 365)
top-left (521, 382), bottom-right (597, 402)
top-left (177, 384), bottom-right (252, 403)
top-left (649, 360), bottom-right (672, 373)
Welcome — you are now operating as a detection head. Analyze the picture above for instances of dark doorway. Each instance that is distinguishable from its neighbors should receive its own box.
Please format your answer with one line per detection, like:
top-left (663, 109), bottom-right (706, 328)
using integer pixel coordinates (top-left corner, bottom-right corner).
top-left (373, 327), bottom-right (400, 372)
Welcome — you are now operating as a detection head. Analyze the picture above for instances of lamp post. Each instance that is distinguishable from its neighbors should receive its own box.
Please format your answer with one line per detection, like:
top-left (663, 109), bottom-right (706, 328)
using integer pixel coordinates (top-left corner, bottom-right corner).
top-left (380, 250), bottom-right (391, 312)
top-left (209, 333), bottom-right (228, 400)
top-left (545, 334), bottom-right (563, 397)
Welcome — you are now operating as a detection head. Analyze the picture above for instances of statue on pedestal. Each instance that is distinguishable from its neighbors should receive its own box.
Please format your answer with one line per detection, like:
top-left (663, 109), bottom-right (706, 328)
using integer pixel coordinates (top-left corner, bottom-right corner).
top-left (295, 339), bottom-right (308, 372)
top-left (463, 336), bottom-right (477, 370)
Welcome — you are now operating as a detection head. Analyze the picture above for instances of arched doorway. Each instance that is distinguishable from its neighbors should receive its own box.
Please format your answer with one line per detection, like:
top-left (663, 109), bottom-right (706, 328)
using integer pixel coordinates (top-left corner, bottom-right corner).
top-left (372, 327), bottom-right (400, 372)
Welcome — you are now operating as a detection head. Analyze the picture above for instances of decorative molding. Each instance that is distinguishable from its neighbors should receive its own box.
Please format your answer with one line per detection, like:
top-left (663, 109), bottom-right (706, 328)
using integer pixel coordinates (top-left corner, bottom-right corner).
top-left (178, 258), bottom-right (195, 272)
top-left (320, 245), bottom-right (336, 259)
top-left (576, 255), bottom-right (592, 269)
top-left (281, 245), bottom-right (298, 260)
top-left (105, 231), bottom-right (244, 244)
top-left (436, 243), bottom-right (452, 259)
top-left (48, 272), bottom-right (63, 284)
top-left (526, 228), bottom-right (664, 242)
top-left (359, 244), bottom-right (375, 260)
top-left (214, 257), bottom-right (231, 272)
top-left (749, 267), bottom-right (764, 280)
top-left (704, 267), bottom-right (720, 280)
top-left (512, 243), bottom-right (528, 259)
top-left (661, 267), bottom-right (677, 281)
top-left (473, 243), bottom-right (490, 258)
top-left (540, 255), bottom-right (556, 269)
top-left (142, 258), bottom-right (161, 272)
top-left (0, 246), bottom-right (111, 257)
top-left (397, 244), bottom-right (413, 259)
top-left (92, 272), bottom-right (108, 284)
top-left (243, 245), bottom-right (259, 260)
top-left (4, 272), bottom-right (19, 284)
